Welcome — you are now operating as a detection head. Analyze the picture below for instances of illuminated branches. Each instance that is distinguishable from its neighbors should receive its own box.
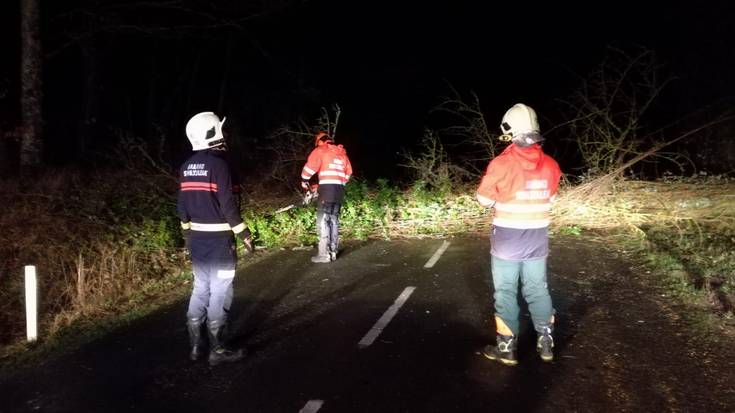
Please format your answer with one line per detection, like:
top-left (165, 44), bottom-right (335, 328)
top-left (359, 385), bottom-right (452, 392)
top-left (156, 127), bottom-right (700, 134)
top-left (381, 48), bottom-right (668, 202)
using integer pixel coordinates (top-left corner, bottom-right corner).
top-left (399, 129), bottom-right (472, 191)
top-left (559, 46), bottom-right (677, 176)
top-left (431, 85), bottom-right (500, 164)
top-left (317, 103), bottom-right (341, 140)
top-left (261, 104), bottom-right (342, 190)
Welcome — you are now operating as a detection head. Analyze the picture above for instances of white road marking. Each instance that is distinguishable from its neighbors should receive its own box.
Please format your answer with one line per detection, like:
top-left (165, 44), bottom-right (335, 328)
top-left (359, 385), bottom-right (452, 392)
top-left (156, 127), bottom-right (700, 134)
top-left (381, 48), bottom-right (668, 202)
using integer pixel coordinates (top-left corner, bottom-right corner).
top-left (358, 286), bottom-right (416, 348)
top-left (299, 400), bottom-right (324, 413)
top-left (423, 240), bottom-right (450, 268)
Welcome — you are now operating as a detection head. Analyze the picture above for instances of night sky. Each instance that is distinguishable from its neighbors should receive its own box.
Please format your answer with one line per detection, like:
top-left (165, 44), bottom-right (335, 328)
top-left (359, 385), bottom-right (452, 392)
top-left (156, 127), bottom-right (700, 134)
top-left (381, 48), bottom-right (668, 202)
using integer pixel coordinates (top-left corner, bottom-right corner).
top-left (2, 0), bottom-right (734, 179)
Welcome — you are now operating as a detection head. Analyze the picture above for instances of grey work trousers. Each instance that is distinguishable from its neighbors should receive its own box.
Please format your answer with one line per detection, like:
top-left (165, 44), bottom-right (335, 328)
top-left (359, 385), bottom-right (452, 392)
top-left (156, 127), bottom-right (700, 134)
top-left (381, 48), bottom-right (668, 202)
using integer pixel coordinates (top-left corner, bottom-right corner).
top-left (187, 258), bottom-right (236, 324)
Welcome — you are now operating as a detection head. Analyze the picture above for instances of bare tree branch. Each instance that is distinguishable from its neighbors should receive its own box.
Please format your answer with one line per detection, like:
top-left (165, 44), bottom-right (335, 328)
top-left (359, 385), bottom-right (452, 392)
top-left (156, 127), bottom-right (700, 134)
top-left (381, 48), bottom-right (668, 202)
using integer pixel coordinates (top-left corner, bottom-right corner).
top-left (46, 0), bottom-right (306, 59)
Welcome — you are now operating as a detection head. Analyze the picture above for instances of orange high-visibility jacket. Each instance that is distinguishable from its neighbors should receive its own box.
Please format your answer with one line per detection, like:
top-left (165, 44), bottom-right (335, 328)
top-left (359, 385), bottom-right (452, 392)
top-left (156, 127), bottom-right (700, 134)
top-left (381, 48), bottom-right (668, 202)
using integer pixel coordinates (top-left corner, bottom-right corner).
top-left (476, 143), bottom-right (561, 229)
top-left (301, 143), bottom-right (353, 186)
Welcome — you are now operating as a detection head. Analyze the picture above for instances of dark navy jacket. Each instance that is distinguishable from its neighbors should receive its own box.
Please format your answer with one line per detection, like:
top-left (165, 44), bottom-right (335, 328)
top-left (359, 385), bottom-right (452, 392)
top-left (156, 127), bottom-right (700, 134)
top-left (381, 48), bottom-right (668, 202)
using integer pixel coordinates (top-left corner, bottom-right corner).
top-left (177, 149), bottom-right (245, 262)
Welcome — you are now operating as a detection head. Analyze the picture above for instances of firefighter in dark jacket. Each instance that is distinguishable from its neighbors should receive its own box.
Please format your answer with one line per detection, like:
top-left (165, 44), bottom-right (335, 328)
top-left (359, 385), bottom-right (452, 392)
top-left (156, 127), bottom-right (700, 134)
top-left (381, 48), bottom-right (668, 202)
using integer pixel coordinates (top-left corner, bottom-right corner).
top-left (300, 132), bottom-right (353, 263)
top-left (178, 111), bottom-right (253, 366)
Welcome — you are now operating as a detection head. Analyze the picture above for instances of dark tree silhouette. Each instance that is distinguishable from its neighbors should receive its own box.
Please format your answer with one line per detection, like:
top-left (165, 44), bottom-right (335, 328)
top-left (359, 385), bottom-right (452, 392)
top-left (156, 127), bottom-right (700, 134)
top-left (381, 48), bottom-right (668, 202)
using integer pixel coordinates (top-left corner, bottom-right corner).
top-left (20, 0), bottom-right (43, 172)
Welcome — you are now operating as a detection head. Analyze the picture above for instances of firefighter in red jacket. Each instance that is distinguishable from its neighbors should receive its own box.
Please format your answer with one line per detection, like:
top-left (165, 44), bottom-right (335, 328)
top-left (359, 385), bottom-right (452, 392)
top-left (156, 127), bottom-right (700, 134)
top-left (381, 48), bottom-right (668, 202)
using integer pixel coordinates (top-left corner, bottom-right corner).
top-left (178, 111), bottom-right (253, 366)
top-left (300, 132), bottom-right (353, 263)
top-left (476, 103), bottom-right (562, 366)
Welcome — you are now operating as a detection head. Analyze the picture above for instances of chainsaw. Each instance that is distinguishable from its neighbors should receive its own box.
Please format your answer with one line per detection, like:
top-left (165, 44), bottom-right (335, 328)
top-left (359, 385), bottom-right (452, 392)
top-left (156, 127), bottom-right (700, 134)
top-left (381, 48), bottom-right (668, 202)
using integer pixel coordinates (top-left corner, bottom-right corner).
top-left (273, 185), bottom-right (319, 214)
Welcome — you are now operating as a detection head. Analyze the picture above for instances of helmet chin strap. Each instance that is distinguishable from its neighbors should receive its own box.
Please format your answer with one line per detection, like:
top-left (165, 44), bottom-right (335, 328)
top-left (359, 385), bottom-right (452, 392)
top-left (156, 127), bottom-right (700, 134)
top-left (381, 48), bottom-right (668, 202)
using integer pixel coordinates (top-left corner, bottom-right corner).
top-left (208, 140), bottom-right (227, 150)
top-left (512, 136), bottom-right (534, 148)
top-left (511, 131), bottom-right (544, 148)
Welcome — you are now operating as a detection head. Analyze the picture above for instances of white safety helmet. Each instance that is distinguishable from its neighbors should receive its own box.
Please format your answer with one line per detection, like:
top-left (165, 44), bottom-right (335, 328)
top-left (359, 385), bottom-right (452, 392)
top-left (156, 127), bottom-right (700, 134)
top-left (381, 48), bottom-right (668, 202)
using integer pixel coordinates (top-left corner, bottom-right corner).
top-left (185, 111), bottom-right (226, 151)
top-left (500, 103), bottom-right (539, 137)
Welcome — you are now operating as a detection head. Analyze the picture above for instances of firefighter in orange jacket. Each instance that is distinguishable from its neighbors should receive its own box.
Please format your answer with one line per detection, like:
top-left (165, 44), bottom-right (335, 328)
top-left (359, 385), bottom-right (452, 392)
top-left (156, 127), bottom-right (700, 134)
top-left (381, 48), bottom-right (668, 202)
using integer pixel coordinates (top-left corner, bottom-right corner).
top-left (300, 132), bottom-right (353, 263)
top-left (476, 103), bottom-right (562, 366)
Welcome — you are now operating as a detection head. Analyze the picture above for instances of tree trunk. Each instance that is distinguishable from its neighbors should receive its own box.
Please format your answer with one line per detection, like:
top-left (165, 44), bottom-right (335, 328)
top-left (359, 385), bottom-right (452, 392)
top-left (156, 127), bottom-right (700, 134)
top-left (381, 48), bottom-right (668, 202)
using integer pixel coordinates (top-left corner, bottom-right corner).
top-left (20, 0), bottom-right (43, 172)
top-left (78, 43), bottom-right (98, 160)
top-left (145, 41), bottom-right (157, 141)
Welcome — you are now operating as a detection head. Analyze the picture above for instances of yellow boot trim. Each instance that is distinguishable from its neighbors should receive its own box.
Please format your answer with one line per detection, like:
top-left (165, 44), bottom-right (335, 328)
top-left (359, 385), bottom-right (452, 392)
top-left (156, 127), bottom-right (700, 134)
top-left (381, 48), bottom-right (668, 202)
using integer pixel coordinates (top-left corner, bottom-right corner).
top-left (495, 316), bottom-right (514, 336)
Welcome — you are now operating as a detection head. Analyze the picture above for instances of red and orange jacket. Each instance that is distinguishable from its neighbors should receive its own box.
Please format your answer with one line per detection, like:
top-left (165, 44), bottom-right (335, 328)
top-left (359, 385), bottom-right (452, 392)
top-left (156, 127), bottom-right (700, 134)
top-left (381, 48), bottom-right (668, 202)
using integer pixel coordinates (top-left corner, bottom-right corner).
top-left (301, 142), bottom-right (353, 186)
top-left (476, 143), bottom-right (561, 230)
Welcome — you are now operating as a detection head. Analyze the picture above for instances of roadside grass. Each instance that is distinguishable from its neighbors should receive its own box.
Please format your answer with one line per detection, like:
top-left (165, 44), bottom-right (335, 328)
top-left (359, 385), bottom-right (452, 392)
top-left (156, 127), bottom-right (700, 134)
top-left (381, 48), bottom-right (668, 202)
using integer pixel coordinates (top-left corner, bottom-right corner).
top-left (0, 269), bottom-right (192, 374)
top-left (0, 169), bottom-right (189, 366)
top-left (2, 168), bottom-right (733, 368)
top-left (552, 174), bottom-right (735, 337)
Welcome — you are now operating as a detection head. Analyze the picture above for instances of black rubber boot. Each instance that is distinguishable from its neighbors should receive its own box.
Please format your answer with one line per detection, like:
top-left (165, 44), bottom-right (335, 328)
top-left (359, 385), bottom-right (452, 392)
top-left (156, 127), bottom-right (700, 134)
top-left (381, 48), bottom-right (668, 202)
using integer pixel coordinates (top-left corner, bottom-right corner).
top-left (206, 319), bottom-right (244, 366)
top-left (186, 317), bottom-right (205, 361)
top-left (482, 335), bottom-right (518, 366)
top-left (537, 326), bottom-right (554, 362)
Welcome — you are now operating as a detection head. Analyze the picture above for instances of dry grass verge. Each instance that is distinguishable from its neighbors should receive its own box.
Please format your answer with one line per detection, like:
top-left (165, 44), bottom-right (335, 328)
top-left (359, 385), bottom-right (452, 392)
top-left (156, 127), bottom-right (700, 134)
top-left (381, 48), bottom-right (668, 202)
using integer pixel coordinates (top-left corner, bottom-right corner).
top-left (0, 169), bottom-right (187, 357)
top-left (552, 174), bottom-right (735, 316)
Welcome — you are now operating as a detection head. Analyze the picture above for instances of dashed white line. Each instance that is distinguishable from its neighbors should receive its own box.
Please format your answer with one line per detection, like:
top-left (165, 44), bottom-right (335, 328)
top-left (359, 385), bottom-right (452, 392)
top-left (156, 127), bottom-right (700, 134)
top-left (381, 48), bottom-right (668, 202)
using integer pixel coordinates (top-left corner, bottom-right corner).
top-left (358, 286), bottom-right (416, 348)
top-left (423, 240), bottom-right (450, 268)
top-left (299, 400), bottom-right (324, 413)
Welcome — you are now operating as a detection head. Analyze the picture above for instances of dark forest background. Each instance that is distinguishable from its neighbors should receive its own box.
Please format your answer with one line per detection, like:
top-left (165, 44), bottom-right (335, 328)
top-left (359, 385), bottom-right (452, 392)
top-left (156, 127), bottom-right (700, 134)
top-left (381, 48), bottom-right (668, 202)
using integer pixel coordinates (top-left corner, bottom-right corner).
top-left (1, 0), bottom-right (734, 182)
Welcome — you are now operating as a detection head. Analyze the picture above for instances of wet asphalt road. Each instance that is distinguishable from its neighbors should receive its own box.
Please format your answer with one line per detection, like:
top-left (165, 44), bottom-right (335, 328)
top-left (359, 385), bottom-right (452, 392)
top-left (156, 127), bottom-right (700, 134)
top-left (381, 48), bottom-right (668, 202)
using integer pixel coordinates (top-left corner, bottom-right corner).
top-left (1, 235), bottom-right (734, 412)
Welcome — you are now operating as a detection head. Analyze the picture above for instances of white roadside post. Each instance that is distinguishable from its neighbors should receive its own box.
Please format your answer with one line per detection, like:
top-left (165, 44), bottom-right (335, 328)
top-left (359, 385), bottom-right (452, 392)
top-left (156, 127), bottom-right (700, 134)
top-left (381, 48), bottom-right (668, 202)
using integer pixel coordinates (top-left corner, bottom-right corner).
top-left (24, 265), bottom-right (38, 342)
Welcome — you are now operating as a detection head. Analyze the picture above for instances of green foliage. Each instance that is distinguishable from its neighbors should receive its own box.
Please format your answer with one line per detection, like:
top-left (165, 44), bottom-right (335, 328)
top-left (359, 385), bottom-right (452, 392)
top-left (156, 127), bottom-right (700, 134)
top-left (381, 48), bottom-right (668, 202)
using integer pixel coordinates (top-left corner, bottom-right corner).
top-left (341, 178), bottom-right (400, 239)
top-left (557, 225), bottom-right (582, 236)
top-left (399, 130), bottom-right (472, 192)
top-left (242, 178), bottom-right (486, 247)
top-left (128, 216), bottom-right (180, 251)
top-left (245, 206), bottom-right (318, 248)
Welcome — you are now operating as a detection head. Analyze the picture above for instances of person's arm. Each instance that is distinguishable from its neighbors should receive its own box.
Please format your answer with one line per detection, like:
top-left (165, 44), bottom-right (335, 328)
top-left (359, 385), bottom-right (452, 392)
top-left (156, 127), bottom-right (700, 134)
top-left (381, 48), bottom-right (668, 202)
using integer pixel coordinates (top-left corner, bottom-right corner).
top-left (177, 194), bottom-right (191, 230)
top-left (214, 159), bottom-right (253, 250)
top-left (176, 168), bottom-right (193, 250)
top-left (300, 148), bottom-right (322, 190)
top-left (548, 158), bottom-right (562, 204)
top-left (476, 159), bottom-right (505, 208)
top-left (344, 155), bottom-right (353, 183)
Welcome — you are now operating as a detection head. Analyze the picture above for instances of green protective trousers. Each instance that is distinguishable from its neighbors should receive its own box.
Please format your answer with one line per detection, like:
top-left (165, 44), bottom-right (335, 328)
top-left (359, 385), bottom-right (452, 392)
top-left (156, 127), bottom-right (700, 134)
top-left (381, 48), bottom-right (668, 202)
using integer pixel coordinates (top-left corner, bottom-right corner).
top-left (490, 256), bottom-right (554, 336)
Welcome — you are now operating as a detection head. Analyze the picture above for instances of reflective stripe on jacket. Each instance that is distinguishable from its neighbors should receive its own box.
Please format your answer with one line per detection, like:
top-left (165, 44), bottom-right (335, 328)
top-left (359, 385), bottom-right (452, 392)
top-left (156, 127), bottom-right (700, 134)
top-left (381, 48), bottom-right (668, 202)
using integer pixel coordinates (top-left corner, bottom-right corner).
top-left (301, 143), bottom-right (353, 186)
top-left (476, 143), bottom-right (561, 230)
top-left (177, 149), bottom-right (246, 238)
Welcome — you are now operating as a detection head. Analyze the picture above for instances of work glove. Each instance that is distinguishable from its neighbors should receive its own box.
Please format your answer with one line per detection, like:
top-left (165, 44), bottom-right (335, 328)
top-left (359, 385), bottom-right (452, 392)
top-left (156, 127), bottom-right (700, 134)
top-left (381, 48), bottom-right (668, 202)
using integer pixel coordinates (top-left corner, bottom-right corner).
top-left (300, 179), bottom-right (311, 192)
top-left (237, 227), bottom-right (254, 253)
